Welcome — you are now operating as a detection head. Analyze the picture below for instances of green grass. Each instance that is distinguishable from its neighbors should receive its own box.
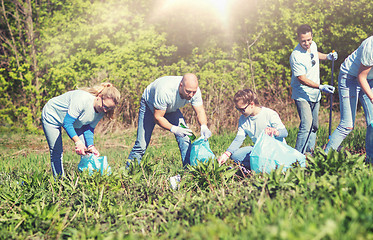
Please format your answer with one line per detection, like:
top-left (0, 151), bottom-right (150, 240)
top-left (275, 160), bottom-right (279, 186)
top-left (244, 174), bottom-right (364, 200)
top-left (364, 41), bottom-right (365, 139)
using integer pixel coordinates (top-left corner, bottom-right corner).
top-left (0, 126), bottom-right (372, 239)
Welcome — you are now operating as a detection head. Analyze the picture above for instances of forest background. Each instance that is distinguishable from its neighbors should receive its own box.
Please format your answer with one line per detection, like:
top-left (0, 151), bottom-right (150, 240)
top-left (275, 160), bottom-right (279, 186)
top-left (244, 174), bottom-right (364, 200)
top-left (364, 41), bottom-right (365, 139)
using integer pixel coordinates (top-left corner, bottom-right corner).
top-left (1, 0), bottom-right (372, 133)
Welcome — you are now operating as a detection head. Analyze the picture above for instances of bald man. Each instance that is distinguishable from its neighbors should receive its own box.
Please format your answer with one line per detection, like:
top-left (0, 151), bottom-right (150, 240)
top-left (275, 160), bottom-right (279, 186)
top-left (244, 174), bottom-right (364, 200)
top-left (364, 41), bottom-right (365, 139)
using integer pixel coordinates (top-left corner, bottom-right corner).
top-left (128, 73), bottom-right (212, 166)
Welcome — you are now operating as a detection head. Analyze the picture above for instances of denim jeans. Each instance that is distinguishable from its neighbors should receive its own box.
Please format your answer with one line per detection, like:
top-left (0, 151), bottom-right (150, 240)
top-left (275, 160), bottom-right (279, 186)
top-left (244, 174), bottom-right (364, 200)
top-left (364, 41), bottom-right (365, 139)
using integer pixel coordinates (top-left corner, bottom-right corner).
top-left (231, 146), bottom-right (253, 169)
top-left (294, 100), bottom-right (320, 154)
top-left (42, 113), bottom-right (86, 177)
top-left (128, 98), bottom-right (192, 166)
top-left (325, 73), bottom-right (373, 154)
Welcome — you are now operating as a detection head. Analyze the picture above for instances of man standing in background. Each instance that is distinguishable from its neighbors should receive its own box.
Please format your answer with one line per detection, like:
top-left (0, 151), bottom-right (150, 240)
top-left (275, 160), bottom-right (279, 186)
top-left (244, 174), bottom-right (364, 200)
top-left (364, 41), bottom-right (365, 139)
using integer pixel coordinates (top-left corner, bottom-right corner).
top-left (290, 24), bottom-right (338, 154)
top-left (128, 73), bottom-right (212, 166)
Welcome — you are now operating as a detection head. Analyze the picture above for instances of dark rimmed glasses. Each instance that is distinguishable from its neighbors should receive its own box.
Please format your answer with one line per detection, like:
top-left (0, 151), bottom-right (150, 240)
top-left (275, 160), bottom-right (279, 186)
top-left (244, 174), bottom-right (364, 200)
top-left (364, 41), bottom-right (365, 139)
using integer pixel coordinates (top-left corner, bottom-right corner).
top-left (310, 53), bottom-right (316, 67)
top-left (101, 97), bottom-right (115, 111)
top-left (235, 103), bottom-right (250, 113)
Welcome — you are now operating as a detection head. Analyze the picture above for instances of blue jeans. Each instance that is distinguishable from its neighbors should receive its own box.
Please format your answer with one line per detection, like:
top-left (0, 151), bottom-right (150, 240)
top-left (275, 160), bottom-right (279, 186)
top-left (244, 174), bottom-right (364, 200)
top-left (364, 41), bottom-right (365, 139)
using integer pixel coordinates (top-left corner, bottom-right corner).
top-left (231, 146), bottom-right (253, 169)
top-left (42, 111), bottom-right (87, 177)
top-left (325, 73), bottom-right (373, 154)
top-left (128, 98), bottom-right (192, 166)
top-left (294, 100), bottom-right (320, 153)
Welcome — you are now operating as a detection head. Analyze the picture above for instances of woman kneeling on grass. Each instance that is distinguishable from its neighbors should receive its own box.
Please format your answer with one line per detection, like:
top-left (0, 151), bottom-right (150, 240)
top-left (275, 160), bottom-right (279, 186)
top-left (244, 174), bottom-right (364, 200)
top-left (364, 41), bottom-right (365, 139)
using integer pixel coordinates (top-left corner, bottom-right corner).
top-left (217, 89), bottom-right (288, 172)
top-left (41, 83), bottom-right (120, 177)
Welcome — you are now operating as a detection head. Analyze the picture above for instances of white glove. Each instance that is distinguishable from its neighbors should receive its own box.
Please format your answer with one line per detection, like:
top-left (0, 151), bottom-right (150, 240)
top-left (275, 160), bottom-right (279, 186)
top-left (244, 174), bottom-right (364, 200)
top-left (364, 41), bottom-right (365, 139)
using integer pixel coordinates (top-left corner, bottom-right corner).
top-left (218, 151), bottom-right (231, 165)
top-left (75, 140), bottom-right (87, 155)
top-left (88, 145), bottom-right (100, 157)
top-left (201, 124), bottom-right (212, 140)
top-left (170, 125), bottom-right (193, 138)
top-left (319, 84), bottom-right (335, 94)
top-left (327, 51), bottom-right (338, 61)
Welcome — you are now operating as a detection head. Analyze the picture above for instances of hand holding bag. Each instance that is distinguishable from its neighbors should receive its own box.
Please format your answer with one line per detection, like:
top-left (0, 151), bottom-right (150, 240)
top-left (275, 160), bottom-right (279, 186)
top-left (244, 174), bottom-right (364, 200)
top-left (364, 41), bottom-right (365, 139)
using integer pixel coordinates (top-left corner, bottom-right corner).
top-left (78, 154), bottom-right (112, 176)
top-left (249, 131), bottom-right (306, 173)
top-left (190, 137), bottom-right (215, 166)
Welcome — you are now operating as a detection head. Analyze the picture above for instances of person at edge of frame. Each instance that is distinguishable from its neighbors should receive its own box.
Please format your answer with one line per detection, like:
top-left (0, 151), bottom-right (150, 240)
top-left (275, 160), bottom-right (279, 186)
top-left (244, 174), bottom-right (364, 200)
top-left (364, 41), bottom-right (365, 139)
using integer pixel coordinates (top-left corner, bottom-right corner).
top-left (127, 73), bottom-right (212, 167)
top-left (325, 35), bottom-right (373, 162)
top-left (41, 82), bottom-right (121, 177)
top-left (290, 24), bottom-right (338, 154)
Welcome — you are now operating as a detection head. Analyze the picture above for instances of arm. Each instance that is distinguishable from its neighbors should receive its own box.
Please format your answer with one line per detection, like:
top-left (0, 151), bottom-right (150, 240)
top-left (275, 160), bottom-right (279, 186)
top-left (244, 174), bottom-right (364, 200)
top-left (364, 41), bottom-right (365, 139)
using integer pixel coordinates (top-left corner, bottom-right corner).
top-left (318, 52), bottom-right (328, 61)
top-left (81, 125), bottom-right (99, 156)
top-left (63, 113), bottom-right (87, 155)
top-left (63, 113), bottom-right (83, 145)
top-left (277, 128), bottom-right (288, 138)
top-left (218, 135), bottom-right (246, 165)
top-left (357, 64), bottom-right (373, 101)
top-left (265, 127), bottom-right (288, 138)
top-left (226, 135), bottom-right (246, 153)
top-left (82, 125), bottom-right (95, 147)
top-left (192, 104), bottom-right (212, 139)
top-left (297, 74), bottom-right (335, 94)
top-left (297, 74), bottom-right (319, 89)
top-left (319, 51), bottom-right (338, 61)
top-left (154, 108), bottom-right (192, 137)
top-left (192, 104), bottom-right (207, 126)
top-left (154, 108), bottom-right (172, 130)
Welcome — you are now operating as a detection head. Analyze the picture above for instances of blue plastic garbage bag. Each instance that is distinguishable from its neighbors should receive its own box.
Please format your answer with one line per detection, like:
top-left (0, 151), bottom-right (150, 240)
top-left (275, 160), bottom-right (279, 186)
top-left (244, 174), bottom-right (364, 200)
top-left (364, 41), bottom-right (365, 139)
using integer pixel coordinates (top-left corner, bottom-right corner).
top-left (249, 132), bottom-right (306, 173)
top-left (78, 154), bottom-right (112, 176)
top-left (190, 137), bottom-right (215, 166)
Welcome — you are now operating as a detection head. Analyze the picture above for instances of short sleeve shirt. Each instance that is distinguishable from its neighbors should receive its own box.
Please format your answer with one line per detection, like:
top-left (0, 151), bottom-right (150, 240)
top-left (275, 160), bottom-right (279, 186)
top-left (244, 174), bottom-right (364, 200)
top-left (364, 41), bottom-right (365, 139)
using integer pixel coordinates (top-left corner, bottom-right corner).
top-left (236, 107), bottom-right (286, 143)
top-left (340, 36), bottom-right (373, 79)
top-left (290, 41), bottom-right (321, 102)
top-left (142, 76), bottom-right (203, 113)
top-left (42, 90), bottom-right (104, 128)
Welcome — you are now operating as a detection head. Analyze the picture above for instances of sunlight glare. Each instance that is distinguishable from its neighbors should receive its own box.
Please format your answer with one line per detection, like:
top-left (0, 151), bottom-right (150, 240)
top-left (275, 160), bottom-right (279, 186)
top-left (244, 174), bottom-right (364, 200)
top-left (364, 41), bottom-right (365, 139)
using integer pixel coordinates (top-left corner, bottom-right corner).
top-left (154, 0), bottom-right (231, 28)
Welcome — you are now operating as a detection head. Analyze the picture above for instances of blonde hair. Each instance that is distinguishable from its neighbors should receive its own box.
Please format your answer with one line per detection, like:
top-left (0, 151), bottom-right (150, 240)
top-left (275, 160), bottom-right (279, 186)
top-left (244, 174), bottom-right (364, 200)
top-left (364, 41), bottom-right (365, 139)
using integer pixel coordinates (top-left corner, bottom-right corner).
top-left (81, 82), bottom-right (121, 119)
top-left (233, 89), bottom-right (260, 106)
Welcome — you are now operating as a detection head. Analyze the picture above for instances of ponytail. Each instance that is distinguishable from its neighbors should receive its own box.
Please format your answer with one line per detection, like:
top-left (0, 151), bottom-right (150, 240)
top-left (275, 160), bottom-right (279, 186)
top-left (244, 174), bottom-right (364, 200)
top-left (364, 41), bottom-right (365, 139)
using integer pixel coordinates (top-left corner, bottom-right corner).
top-left (80, 82), bottom-right (121, 119)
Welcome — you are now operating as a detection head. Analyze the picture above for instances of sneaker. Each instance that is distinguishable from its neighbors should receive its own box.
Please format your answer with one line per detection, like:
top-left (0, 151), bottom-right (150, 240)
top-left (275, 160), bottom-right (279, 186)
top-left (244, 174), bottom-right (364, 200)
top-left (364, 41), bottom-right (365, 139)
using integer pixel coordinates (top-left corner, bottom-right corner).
top-left (169, 174), bottom-right (181, 190)
top-left (236, 165), bottom-right (250, 178)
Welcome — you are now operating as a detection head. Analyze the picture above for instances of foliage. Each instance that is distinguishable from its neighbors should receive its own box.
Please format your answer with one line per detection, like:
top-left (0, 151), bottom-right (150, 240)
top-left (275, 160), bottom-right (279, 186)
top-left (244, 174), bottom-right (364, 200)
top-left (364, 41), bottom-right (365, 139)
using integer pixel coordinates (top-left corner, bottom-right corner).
top-left (1, 0), bottom-right (373, 130)
top-left (186, 158), bottom-right (237, 191)
top-left (0, 0), bottom-right (40, 131)
top-left (1, 127), bottom-right (373, 239)
top-left (36, 0), bottom-right (177, 124)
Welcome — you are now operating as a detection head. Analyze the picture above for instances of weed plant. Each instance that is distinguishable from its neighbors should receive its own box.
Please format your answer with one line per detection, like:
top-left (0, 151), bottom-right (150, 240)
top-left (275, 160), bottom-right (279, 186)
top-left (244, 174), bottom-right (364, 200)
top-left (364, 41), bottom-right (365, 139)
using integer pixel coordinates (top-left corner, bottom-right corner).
top-left (0, 126), bottom-right (372, 239)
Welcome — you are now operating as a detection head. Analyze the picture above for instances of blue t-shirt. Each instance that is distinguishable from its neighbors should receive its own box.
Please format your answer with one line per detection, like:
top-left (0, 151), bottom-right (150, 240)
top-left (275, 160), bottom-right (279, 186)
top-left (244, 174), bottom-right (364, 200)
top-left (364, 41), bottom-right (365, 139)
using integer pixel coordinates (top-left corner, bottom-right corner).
top-left (142, 76), bottom-right (203, 113)
top-left (42, 90), bottom-right (104, 129)
top-left (340, 36), bottom-right (373, 79)
top-left (227, 107), bottom-right (287, 153)
top-left (290, 41), bottom-right (321, 102)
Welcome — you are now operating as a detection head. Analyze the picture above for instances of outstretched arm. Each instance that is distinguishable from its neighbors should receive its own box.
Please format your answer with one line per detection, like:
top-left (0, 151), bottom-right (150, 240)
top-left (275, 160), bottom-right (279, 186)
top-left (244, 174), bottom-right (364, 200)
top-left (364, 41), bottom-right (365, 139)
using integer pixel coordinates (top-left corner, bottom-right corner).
top-left (192, 105), bottom-right (207, 126)
top-left (154, 108), bottom-right (193, 137)
top-left (192, 105), bottom-right (212, 139)
top-left (154, 108), bottom-right (172, 130)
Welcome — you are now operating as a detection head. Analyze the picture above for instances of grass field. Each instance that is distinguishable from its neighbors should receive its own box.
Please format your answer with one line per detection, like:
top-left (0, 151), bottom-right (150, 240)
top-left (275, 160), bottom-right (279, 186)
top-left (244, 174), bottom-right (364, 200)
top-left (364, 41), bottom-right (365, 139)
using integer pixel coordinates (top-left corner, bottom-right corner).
top-left (1, 126), bottom-right (372, 239)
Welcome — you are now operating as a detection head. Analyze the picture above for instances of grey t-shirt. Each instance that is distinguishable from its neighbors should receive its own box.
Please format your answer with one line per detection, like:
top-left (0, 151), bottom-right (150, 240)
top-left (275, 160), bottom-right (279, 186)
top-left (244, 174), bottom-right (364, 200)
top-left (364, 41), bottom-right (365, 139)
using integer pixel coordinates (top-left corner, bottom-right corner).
top-left (340, 36), bottom-right (373, 79)
top-left (42, 90), bottom-right (104, 128)
top-left (142, 76), bottom-right (203, 113)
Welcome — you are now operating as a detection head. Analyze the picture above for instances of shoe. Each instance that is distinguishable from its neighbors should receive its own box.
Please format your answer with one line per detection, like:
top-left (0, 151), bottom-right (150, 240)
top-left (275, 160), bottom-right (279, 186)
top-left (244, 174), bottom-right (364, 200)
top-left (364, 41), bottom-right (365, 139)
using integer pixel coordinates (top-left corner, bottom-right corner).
top-left (236, 165), bottom-right (250, 178)
top-left (169, 174), bottom-right (181, 190)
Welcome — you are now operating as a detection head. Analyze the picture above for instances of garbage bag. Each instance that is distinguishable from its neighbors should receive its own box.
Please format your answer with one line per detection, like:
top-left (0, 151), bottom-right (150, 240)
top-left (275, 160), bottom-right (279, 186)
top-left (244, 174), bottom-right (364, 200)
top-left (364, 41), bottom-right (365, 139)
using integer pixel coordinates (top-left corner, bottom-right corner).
top-left (78, 154), bottom-right (112, 176)
top-left (190, 137), bottom-right (215, 166)
top-left (249, 131), bottom-right (306, 173)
